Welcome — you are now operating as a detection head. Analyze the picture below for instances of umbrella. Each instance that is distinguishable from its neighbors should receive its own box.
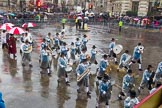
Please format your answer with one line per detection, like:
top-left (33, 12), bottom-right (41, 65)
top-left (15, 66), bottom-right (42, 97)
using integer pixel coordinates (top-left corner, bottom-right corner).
top-left (22, 22), bottom-right (36, 28)
top-left (4, 23), bottom-right (14, 27)
top-left (8, 27), bottom-right (25, 35)
top-left (8, 13), bottom-right (16, 16)
top-left (0, 15), bottom-right (3, 18)
top-left (142, 18), bottom-right (149, 21)
top-left (133, 18), bottom-right (139, 21)
top-left (0, 24), bottom-right (13, 31)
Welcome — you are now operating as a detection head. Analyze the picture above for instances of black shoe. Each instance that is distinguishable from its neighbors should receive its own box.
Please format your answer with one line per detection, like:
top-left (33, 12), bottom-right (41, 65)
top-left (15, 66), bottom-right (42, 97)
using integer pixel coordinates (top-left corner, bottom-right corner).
top-left (118, 95), bottom-right (122, 100)
top-left (48, 73), bottom-right (52, 77)
top-left (66, 81), bottom-right (70, 86)
top-left (115, 61), bottom-right (118, 65)
top-left (29, 64), bottom-right (33, 67)
top-left (77, 89), bottom-right (81, 93)
top-left (22, 63), bottom-right (25, 66)
top-left (139, 69), bottom-right (143, 71)
top-left (87, 91), bottom-right (91, 95)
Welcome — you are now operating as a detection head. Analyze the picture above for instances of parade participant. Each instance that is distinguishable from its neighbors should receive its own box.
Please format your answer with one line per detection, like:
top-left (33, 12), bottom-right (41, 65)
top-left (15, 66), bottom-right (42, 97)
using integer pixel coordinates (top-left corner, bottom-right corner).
top-left (138, 65), bottom-right (154, 93)
top-left (96, 54), bottom-right (109, 84)
top-left (23, 32), bottom-right (32, 44)
top-left (81, 34), bottom-right (88, 51)
top-left (54, 33), bottom-right (60, 50)
top-left (90, 45), bottom-right (98, 65)
top-left (128, 43), bottom-right (143, 71)
top-left (21, 39), bottom-right (33, 67)
top-left (1, 30), bottom-right (7, 49)
top-left (118, 69), bottom-right (135, 100)
top-left (7, 34), bottom-right (17, 59)
top-left (57, 53), bottom-right (70, 86)
top-left (40, 38), bottom-right (47, 51)
top-left (124, 90), bottom-right (139, 108)
top-left (76, 57), bottom-right (91, 96)
top-left (0, 92), bottom-right (5, 108)
top-left (60, 42), bottom-right (69, 59)
top-left (79, 48), bottom-right (87, 63)
top-left (96, 74), bottom-right (112, 108)
top-left (60, 31), bottom-right (65, 45)
top-left (70, 42), bottom-right (76, 60)
top-left (40, 46), bottom-right (51, 75)
top-left (153, 61), bottom-right (162, 84)
top-left (46, 32), bottom-right (52, 48)
top-left (150, 82), bottom-right (161, 94)
top-left (75, 38), bottom-right (81, 55)
top-left (117, 50), bottom-right (130, 71)
top-left (108, 38), bottom-right (118, 64)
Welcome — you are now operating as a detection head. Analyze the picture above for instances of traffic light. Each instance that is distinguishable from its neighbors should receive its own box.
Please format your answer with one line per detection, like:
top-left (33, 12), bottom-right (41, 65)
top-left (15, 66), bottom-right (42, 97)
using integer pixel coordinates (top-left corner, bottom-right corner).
top-left (36, 0), bottom-right (41, 7)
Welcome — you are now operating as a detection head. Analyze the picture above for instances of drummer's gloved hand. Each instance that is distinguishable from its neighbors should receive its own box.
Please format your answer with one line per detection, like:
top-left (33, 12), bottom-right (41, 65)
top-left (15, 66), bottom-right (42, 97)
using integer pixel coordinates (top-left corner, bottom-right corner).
top-left (103, 68), bottom-right (106, 71)
top-left (103, 91), bottom-right (106, 95)
top-left (60, 65), bottom-right (65, 68)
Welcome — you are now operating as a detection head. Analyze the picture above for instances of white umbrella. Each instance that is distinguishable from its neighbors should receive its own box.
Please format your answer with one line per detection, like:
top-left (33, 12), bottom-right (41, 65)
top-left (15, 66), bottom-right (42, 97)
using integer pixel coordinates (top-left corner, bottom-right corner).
top-left (0, 24), bottom-right (13, 31)
top-left (4, 23), bottom-right (14, 27)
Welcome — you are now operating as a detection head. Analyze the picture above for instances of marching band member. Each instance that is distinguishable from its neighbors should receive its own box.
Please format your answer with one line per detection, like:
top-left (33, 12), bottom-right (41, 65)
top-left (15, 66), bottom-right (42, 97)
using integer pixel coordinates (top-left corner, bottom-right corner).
top-left (46, 32), bottom-right (53, 48)
top-left (57, 53), bottom-right (70, 86)
top-left (81, 34), bottom-right (88, 51)
top-left (40, 46), bottom-right (51, 75)
top-left (70, 42), bottom-right (76, 60)
top-left (117, 50), bottom-right (130, 70)
top-left (150, 82), bottom-right (161, 94)
top-left (21, 40), bottom-right (32, 67)
top-left (40, 38), bottom-right (47, 51)
top-left (76, 57), bottom-right (91, 97)
top-left (138, 65), bottom-right (154, 93)
top-left (108, 38), bottom-right (117, 64)
top-left (75, 38), bottom-right (81, 55)
top-left (60, 42), bottom-right (69, 59)
top-left (23, 32), bottom-right (32, 44)
top-left (96, 54), bottom-right (109, 85)
top-left (60, 31), bottom-right (65, 45)
top-left (54, 33), bottom-right (60, 51)
top-left (96, 74), bottom-right (112, 108)
top-left (153, 61), bottom-right (162, 84)
top-left (128, 43), bottom-right (143, 71)
top-left (124, 90), bottom-right (139, 108)
top-left (118, 69), bottom-right (134, 100)
top-left (79, 48), bottom-right (87, 63)
top-left (90, 45), bottom-right (98, 65)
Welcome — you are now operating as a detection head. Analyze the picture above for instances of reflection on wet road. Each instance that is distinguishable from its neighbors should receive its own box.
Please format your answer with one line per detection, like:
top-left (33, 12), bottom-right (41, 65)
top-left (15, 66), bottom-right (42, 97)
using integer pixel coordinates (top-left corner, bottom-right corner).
top-left (0, 25), bottom-right (162, 108)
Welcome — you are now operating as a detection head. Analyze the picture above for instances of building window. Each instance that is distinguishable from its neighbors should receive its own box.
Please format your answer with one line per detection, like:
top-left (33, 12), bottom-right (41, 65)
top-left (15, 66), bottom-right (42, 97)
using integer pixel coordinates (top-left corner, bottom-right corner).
top-left (132, 1), bottom-right (139, 12)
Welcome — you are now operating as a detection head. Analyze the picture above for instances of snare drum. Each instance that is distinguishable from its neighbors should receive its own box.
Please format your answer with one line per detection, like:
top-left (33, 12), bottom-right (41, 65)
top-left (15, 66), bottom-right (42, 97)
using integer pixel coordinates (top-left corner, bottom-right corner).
top-left (65, 65), bottom-right (72, 73)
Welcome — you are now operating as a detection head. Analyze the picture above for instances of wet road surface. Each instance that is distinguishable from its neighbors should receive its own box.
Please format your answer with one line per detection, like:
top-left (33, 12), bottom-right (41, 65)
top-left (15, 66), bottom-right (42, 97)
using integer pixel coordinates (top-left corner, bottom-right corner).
top-left (0, 24), bottom-right (162, 108)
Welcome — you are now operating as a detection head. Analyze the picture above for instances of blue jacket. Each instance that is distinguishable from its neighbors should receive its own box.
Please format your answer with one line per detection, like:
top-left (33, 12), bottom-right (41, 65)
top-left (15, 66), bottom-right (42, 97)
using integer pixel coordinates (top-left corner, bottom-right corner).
top-left (41, 49), bottom-right (49, 62)
top-left (54, 36), bottom-right (60, 45)
top-left (91, 49), bottom-right (97, 59)
top-left (60, 46), bottom-right (68, 55)
top-left (58, 57), bottom-right (67, 68)
top-left (40, 42), bottom-right (47, 51)
top-left (75, 41), bottom-right (81, 47)
top-left (70, 46), bottom-right (75, 54)
top-left (154, 62), bottom-right (162, 81)
top-left (120, 53), bottom-right (128, 63)
top-left (99, 81), bottom-right (111, 94)
top-left (76, 63), bottom-right (88, 78)
top-left (0, 92), bottom-right (5, 108)
top-left (82, 38), bottom-right (88, 46)
top-left (142, 69), bottom-right (152, 83)
top-left (124, 97), bottom-right (139, 108)
top-left (108, 42), bottom-right (115, 50)
top-left (133, 46), bottom-right (141, 60)
top-left (99, 59), bottom-right (109, 74)
top-left (122, 74), bottom-right (134, 90)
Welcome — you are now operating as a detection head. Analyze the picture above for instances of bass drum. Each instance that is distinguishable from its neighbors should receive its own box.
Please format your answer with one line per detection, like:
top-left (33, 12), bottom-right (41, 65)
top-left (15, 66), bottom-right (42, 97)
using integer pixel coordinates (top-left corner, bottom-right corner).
top-left (65, 65), bottom-right (73, 73)
top-left (113, 44), bottom-right (123, 54)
